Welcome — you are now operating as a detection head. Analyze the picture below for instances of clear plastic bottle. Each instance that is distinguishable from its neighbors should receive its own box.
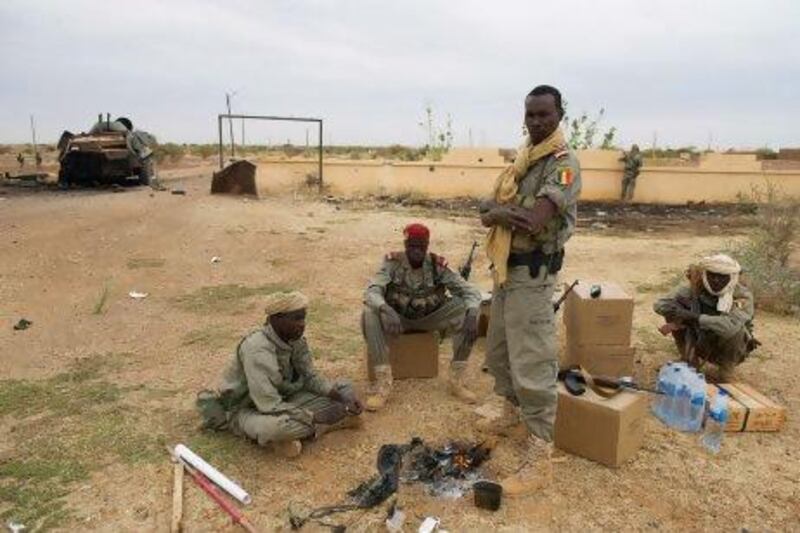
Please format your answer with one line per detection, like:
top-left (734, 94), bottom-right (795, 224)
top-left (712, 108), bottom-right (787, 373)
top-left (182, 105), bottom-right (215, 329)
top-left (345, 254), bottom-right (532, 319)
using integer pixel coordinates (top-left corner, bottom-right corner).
top-left (689, 373), bottom-right (707, 432)
top-left (653, 362), bottom-right (673, 419)
top-left (701, 392), bottom-right (729, 454)
top-left (676, 370), bottom-right (693, 431)
top-left (665, 366), bottom-right (682, 427)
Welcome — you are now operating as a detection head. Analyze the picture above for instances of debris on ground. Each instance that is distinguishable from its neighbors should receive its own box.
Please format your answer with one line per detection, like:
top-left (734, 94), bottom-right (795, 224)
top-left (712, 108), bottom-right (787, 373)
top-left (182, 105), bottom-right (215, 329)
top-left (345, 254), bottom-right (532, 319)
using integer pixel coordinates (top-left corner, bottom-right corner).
top-left (211, 160), bottom-right (257, 196)
top-left (12, 318), bottom-right (32, 331)
top-left (171, 189), bottom-right (186, 195)
top-left (418, 516), bottom-right (441, 533)
top-left (128, 291), bottom-right (149, 299)
top-left (211, 256), bottom-right (222, 264)
top-left (289, 438), bottom-right (491, 529)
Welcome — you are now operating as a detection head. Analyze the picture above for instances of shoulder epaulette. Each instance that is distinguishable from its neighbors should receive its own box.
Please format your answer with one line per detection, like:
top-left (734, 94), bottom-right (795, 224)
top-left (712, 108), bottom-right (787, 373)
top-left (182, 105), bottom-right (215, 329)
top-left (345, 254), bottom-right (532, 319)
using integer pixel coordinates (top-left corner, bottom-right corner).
top-left (554, 149), bottom-right (569, 160)
top-left (385, 251), bottom-right (403, 261)
top-left (430, 253), bottom-right (449, 269)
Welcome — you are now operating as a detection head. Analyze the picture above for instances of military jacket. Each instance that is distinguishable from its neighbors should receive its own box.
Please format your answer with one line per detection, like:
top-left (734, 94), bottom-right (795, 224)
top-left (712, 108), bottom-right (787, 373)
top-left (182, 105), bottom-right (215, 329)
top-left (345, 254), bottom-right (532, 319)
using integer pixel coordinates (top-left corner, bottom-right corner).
top-left (364, 252), bottom-right (481, 319)
top-left (653, 284), bottom-right (755, 339)
top-left (511, 149), bottom-right (582, 254)
top-left (218, 324), bottom-right (331, 414)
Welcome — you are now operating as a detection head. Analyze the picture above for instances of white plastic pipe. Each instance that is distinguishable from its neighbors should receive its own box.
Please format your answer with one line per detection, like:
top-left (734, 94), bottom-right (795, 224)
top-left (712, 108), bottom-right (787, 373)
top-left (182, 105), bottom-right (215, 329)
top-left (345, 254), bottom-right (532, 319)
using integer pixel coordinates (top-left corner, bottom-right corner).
top-left (174, 443), bottom-right (252, 505)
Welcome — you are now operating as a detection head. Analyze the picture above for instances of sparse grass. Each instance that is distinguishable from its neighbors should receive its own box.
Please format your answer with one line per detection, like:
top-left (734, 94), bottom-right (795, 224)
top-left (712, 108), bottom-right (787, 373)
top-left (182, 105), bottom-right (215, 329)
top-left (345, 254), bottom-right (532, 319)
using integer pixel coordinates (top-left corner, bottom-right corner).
top-left (0, 354), bottom-right (167, 529)
top-left (126, 257), bottom-right (166, 269)
top-left (185, 432), bottom-right (249, 471)
top-left (172, 283), bottom-right (293, 314)
top-left (92, 284), bottom-right (110, 315)
top-left (635, 325), bottom-right (675, 354)
top-left (182, 325), bottom-right (239, 351)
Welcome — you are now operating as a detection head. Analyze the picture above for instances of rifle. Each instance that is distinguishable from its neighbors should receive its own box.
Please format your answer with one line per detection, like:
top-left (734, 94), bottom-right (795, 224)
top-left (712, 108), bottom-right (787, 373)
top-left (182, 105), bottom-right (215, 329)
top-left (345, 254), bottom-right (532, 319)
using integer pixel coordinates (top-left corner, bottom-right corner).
top-left (553, 279), bottom-right (579, 312)
top-left (459, 241), bottom-right (479, 280)
top-left (558, 367), bottom-right (661, 397)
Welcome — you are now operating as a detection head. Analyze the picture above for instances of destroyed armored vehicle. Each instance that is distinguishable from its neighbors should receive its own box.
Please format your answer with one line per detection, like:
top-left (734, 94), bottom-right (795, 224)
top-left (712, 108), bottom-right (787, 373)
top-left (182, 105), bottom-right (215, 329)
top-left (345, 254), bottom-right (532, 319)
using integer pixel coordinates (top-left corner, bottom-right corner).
top-left (57, 114), bottom-right (157, 187)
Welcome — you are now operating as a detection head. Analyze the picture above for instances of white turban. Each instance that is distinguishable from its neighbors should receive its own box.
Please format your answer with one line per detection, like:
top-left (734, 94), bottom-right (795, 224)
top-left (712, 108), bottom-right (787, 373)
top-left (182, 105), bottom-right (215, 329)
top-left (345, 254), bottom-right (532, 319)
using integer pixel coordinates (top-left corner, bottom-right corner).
top-left (263, 291), bottom-right (309, 316)
top-left (699, 254), bottom-right (741, 313)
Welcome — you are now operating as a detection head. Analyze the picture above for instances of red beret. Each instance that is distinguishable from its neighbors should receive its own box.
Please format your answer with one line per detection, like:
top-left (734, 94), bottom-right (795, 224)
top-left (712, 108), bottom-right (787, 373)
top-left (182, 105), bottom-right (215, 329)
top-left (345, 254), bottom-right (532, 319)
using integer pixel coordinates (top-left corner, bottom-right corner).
top-left (403, 223), bottom-right (430, 242)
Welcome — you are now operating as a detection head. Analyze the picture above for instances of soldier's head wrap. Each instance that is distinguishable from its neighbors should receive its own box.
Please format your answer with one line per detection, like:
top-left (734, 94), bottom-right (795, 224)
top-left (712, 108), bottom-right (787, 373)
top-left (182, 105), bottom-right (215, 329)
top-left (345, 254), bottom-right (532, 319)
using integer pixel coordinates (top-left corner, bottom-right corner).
top-left (699, 254), bottom-right (741, 313)
top-left (403, 223), bottom-right (430, 243)
top-left (263, 291), bottom-right (309, 316)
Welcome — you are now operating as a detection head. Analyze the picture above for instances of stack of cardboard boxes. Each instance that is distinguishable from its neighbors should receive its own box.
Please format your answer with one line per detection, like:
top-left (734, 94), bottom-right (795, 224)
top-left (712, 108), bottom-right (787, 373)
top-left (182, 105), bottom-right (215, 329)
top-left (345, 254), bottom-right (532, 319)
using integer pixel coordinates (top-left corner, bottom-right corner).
top-left (555, 281), bottom-right (645, 467)
top-left (562, 281), bottom-right (635, 378)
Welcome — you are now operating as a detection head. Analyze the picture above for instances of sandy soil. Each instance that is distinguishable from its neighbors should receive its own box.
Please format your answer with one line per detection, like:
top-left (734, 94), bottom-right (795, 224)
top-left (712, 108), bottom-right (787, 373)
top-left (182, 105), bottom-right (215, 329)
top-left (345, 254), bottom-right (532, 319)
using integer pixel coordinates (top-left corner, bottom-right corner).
top-left (1, 169), bottom-right (798, 532)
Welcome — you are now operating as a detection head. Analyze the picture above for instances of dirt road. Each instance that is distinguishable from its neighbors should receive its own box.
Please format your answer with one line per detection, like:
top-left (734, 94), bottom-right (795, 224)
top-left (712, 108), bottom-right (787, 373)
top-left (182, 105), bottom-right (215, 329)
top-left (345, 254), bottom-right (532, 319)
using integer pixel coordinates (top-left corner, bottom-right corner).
top-left (1, 172), bottom-right (797, 531)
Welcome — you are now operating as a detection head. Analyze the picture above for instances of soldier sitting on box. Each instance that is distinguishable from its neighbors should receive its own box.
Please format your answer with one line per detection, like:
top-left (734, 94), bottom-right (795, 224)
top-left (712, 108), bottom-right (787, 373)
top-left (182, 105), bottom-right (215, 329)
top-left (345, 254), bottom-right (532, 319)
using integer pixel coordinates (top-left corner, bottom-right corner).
top-left (654, 254), bottom-right (758, 381)
top-left (362, 223), bottom-right (483, 411)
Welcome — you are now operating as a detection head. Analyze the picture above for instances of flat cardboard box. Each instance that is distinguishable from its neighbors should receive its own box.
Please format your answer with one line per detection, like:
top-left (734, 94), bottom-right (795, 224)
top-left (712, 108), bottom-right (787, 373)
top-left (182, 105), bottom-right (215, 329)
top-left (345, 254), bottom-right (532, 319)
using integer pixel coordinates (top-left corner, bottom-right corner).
top-left (554, 383), bottom-right (646, 467)
top-left (366, 331), bottom-right (439, 381)
top-left (562, 341), bottom-right (636, 378)
top-left (707, 383), bottom-right (786, 432)
top-left (563, 282), bottom-right (634, 346)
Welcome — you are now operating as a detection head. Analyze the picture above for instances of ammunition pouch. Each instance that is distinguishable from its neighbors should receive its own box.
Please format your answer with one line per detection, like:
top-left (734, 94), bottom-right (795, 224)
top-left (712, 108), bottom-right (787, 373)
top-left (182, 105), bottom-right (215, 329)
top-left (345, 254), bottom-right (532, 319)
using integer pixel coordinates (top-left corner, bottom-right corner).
top-left (507, 249), bottom-right (564, 278)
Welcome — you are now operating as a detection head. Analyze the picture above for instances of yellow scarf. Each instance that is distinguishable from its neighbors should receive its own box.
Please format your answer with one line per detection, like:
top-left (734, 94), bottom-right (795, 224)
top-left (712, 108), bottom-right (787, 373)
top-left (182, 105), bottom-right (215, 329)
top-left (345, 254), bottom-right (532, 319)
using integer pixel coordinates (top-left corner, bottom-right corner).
top-left (486, 128), bottom-right (567, 284)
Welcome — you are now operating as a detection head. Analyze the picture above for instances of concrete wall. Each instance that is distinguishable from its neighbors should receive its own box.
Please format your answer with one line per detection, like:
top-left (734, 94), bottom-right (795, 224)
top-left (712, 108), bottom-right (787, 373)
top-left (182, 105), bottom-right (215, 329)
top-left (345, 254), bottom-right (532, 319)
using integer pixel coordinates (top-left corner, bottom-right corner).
top-left (252, 151), bottom-right (800, 203)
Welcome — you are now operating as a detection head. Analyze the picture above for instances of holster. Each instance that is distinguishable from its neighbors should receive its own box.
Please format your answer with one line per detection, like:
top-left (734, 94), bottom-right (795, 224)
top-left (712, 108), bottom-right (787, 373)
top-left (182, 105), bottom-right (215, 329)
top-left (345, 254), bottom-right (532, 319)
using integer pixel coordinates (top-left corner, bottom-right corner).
top-left (507, 249), bottom-right (564, 278)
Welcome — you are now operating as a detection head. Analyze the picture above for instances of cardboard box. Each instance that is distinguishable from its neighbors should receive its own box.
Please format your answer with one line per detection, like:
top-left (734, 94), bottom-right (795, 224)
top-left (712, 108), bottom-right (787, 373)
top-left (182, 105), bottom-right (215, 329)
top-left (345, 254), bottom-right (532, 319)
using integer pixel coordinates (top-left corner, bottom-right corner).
top-left (563, 282), bottom-right (634, 346)
top-left (706, 383), bottom-right (786, 432)
top-left (562, 341), bottom-right (636, 378)
top-left (366, 332), bottom-right (439, 381)
top-left (554, 383), bottom-right (646, 467)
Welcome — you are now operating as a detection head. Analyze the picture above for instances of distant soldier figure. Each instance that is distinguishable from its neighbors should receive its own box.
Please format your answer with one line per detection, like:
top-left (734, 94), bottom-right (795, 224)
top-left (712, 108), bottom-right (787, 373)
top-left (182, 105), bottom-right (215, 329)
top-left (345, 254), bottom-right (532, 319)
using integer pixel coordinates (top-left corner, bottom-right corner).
top-left (654, 254), bottom-right (758, 381)
top-left (35, 151), bottom-right (43, 168)
top-left (362, 223), bottom-right (482, 411)
top-left (198, 291), bottom-right (364, 458)
top-left (620, 144), bottom-right (642, 201)
top-left (16, 153), bottom-right (24, 169)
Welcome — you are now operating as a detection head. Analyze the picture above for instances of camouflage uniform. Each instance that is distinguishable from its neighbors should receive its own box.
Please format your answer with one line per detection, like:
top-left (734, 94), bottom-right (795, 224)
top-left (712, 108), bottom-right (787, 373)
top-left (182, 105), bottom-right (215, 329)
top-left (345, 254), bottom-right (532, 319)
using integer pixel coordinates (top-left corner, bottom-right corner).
top-left (620, 150), bottom-right (642, 201)
top-left (218, 324), bottom-right (351, 445)
top-left (362, 252), bottom-right (482, 365)
top-left (485, 149), bottom-right (582, 441)
top-left (653, 283), bottom-right (755, 373)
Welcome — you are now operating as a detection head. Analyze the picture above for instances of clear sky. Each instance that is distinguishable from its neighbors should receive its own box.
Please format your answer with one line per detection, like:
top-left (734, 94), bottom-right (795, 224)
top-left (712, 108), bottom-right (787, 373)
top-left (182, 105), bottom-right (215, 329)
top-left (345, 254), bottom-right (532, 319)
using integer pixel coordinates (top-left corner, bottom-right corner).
top-left (1, 0), bottom-right (797, 149)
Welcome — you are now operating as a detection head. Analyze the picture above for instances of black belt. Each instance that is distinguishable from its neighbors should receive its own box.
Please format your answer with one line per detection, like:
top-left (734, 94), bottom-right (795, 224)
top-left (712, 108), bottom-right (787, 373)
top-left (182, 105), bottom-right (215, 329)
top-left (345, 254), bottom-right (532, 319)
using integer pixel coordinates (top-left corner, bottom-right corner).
top-left (507, 249), bottom-right (564, 277)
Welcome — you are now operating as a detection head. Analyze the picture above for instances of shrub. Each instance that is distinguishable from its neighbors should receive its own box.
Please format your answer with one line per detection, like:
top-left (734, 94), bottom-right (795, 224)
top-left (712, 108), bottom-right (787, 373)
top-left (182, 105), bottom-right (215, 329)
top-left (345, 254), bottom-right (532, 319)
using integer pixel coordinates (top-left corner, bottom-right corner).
top-left (729, 183), bottom-right (800, 315)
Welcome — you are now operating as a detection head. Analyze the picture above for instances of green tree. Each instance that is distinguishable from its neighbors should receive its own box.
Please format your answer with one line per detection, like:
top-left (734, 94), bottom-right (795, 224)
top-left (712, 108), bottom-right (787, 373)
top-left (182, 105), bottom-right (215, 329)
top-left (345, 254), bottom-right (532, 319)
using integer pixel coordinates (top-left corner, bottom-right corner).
top-left (418, 105), bottom-right (453, 161)
top-left (562, 103), bottom-right (617, 149)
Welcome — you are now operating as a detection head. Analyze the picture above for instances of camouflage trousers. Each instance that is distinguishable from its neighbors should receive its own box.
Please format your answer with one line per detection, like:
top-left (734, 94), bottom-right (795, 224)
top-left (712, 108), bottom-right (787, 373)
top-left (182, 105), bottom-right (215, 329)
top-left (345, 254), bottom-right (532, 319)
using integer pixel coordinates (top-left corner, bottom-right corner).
top-left (671, 328), bottom-right (750, 373)
top-left (485, 265), bottom-right (558, 441)
top-left (230, 383), bottom-right (353, 445)
top-left (621, 172), bottom-right (637, 201)
top-left (362, 297), bottom-right (475, 366)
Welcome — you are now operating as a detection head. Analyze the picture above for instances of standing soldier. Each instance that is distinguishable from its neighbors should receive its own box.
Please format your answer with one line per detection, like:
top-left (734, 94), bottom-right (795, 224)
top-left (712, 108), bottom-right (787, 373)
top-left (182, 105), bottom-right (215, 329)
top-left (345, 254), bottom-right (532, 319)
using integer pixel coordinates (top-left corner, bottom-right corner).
top-left (478, 85), bottom-right (582, 495)
top-left (620, 144), bottom-right (642, 201)
top-left (362, 223), bottom-right (482, 411)
top-left (16, 153), bottom-right (25, 169)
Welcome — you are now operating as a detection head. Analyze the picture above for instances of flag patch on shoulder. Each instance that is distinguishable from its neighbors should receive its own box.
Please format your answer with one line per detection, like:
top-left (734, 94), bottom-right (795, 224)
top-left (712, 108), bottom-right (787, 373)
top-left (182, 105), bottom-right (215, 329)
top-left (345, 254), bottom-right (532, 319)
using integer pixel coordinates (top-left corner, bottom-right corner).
top-left (559, 167), bottom-right (574, 186)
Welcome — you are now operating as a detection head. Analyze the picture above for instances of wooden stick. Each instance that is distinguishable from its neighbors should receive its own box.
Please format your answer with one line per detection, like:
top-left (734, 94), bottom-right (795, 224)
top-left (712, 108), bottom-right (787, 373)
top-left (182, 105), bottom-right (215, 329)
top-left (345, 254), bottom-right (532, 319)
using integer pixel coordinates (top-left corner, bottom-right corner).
top-left (171, 461), bottom-right (184, 533)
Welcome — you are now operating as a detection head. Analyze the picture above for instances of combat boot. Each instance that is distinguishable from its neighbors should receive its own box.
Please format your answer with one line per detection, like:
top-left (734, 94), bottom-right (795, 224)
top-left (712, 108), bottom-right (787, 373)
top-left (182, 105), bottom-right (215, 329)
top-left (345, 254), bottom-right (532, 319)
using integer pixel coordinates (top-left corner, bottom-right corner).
top-left (475, 398), bottom-right (519, 435)
top-left (365, 365), bottom-right (393, 412)
top-left (447, 361), bottom-right (478, 404)
top-left (501, 434), bottom-right (553, 496)
top-left (272, 439), bottom-right (303, 459)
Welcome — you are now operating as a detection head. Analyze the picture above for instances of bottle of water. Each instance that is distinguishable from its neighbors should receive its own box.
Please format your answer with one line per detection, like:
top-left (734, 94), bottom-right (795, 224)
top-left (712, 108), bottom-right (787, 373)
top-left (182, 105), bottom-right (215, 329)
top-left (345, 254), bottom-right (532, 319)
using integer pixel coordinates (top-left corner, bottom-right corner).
top-left (665, 366), bottom-right (681, 427)
top-left (653, 363), bottom-right (673, 419)
top-left (689, 373), bottom-right (707, 432)
top-left (701, 392), bottom-right (729, 454)
top-left (676, 370), bottom-right (693, 430)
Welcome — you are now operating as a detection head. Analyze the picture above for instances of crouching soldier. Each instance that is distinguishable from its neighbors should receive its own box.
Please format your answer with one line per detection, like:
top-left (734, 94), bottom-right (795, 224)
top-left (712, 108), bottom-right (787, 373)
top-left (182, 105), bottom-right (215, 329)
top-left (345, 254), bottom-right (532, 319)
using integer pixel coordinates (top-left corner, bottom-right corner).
top-left (197, 291), bottom-right (363, 457)
top-left (362, 223), bottom-right (483, 411)
top-left (654, 254), bottom-right (758, 381)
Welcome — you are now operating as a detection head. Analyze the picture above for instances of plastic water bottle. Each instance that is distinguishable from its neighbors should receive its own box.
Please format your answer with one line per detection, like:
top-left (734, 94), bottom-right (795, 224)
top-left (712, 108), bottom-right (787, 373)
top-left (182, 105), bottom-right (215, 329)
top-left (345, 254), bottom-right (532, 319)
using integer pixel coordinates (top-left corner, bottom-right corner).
top-left (689, 373), bottom-right (707, 432)
top-left (701, 392), bottom-right (729, 454)
top-left (653, 363), bottom-right (673, 419)
top-left (665, 366), bottom-right (681, 427)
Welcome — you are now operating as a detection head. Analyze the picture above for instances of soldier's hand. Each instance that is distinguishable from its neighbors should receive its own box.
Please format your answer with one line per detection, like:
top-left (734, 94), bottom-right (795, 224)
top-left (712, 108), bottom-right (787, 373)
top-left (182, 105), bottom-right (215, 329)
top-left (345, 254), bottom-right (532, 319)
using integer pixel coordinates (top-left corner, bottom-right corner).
top-left (380, 304), bottom-right (403, 335)
top-left (671, 307), bottom-right (700, 325)
top-left (345, 396), bottom-right (364, 416)
top-left (463, 307), bottom-right (480, 344)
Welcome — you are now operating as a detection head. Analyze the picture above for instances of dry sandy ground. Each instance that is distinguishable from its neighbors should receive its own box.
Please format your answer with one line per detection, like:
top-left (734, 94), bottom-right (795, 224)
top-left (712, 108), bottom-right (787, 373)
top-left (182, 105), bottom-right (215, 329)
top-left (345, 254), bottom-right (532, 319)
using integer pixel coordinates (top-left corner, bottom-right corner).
top-left (1, 170), bottom-right (798, 532)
